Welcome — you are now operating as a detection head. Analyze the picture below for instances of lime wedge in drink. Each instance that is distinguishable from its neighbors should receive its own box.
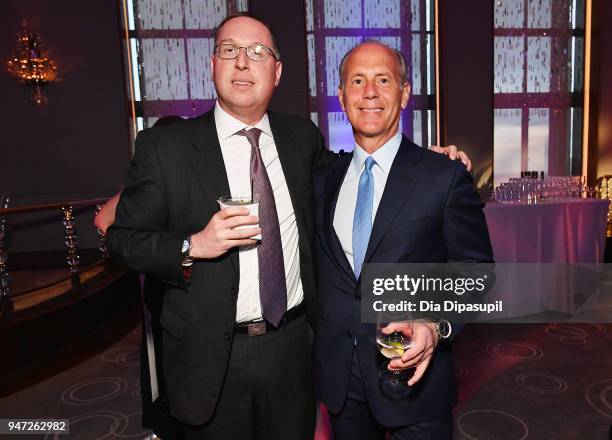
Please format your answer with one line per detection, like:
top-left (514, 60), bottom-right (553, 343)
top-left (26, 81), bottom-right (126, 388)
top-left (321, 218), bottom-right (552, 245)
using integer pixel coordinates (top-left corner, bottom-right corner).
top-left (388, 341), bottom-right (405, 349)
top-left (380, 346), bottom-right (405, 359)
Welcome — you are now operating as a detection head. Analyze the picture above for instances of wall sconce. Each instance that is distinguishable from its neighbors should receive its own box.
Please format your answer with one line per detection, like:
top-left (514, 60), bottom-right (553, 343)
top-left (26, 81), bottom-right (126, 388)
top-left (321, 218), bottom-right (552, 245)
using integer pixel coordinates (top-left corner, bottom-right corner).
top-left (6, 20), bottom-right (57, 105)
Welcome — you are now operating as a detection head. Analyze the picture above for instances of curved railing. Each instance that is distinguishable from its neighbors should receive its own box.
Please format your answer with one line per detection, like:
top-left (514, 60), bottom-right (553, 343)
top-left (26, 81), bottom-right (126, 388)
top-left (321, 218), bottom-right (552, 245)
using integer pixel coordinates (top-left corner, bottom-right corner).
top-left (0, 195), bottom-right (110, 322)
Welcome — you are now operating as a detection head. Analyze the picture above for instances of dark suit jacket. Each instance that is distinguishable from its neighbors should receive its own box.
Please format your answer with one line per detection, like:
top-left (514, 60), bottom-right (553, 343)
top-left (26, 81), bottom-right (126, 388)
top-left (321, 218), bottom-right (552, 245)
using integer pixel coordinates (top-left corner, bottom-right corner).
top-left (313, 136), bottom-right (493, 426)
top-left (106, 109), bottom-right (329, 425)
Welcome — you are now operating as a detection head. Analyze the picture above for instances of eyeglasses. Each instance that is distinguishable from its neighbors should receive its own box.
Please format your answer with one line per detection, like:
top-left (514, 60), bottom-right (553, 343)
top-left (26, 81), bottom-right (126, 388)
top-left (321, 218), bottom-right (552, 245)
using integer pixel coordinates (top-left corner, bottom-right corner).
top-left (214, 43), bottom-right (278, 62)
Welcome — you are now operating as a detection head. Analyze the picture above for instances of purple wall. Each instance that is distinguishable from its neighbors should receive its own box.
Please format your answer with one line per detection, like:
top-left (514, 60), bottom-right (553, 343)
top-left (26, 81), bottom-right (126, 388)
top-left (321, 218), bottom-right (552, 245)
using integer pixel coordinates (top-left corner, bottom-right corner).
top-left (0, 0), bottom-right (131, 252)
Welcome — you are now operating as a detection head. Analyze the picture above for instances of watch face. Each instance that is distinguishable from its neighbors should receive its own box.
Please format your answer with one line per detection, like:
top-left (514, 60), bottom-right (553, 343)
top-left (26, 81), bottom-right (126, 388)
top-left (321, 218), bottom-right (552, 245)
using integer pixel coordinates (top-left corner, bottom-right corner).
top-left (438, 320), bottom-right (452, 338)
top-left (182, 239), bottom-right (190, 253)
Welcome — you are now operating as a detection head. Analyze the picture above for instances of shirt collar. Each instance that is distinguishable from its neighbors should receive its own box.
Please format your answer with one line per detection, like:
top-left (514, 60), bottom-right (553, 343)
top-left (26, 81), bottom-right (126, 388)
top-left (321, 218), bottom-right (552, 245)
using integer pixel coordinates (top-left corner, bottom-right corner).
top-left (214, 101), bottom-right (273, 140)
top-left (349, 130), bottom-right (402, 177)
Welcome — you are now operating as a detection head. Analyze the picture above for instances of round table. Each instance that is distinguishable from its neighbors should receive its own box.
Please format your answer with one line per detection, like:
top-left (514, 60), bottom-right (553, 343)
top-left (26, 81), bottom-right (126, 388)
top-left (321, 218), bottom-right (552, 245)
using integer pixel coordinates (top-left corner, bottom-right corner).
top-left (483, 199), bottom-right (610, 263)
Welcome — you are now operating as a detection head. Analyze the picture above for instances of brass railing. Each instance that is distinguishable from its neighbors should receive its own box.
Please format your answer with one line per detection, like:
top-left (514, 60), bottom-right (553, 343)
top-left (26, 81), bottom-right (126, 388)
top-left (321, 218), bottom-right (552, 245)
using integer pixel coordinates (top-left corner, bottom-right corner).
top-left (0, 195), bottom-right (109, 321)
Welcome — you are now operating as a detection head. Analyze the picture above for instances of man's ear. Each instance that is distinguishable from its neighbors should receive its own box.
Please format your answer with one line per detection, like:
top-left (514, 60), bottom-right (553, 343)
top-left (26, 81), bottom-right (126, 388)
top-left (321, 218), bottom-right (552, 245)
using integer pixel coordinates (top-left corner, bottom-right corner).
top-left (274, 61), bottom-right (283, 86)
top-left (338, 86), bottom-right (346, 111)
top-left (401, 83), bottom-right (411, 109)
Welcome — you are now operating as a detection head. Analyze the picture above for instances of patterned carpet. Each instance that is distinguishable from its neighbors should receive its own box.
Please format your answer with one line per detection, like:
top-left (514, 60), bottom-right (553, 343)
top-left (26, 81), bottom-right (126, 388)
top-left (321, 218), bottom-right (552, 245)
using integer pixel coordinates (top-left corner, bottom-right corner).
top-left (453, 323), bottom-right (612, 439)
top-left (1, 321), bottom-right (611, 439)
top-left (0, 326), bottom-right (152, 440)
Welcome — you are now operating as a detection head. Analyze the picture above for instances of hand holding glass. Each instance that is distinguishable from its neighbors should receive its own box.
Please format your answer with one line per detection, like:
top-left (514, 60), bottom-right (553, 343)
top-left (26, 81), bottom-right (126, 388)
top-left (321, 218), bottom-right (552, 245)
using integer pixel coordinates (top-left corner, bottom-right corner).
top-left (376, 312), bottom-right (415, 387)
top-left (217, 195), bottom-right (261, 240)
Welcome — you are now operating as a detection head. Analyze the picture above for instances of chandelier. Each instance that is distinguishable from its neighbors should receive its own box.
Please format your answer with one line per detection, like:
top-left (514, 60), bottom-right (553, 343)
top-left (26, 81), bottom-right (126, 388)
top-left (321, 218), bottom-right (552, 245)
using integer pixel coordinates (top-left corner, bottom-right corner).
top-left (7, 21), bottom-right (57, 105)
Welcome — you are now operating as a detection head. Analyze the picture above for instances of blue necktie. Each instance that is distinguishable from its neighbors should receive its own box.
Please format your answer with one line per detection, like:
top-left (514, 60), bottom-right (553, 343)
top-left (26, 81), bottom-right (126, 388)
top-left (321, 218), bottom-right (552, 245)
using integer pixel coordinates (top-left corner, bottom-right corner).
top-left (352, 156), bottom-right (376, 279)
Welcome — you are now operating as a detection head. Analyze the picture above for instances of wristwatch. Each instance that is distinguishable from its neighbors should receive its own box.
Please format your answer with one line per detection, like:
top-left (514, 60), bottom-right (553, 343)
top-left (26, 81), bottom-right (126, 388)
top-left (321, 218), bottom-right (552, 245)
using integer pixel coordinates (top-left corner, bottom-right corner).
top-left (434, 319), bottom-right (452, 340)
top-left (181, 236), bottom-right (193, 267)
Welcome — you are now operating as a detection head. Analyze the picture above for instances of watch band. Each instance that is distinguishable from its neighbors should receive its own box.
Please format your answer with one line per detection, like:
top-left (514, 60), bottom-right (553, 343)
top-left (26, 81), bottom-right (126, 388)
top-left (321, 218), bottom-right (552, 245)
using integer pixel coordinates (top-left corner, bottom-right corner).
top-left (181, 236), bottom-right (193, 267)
top-left (435, 319), bottom-right (452, 339)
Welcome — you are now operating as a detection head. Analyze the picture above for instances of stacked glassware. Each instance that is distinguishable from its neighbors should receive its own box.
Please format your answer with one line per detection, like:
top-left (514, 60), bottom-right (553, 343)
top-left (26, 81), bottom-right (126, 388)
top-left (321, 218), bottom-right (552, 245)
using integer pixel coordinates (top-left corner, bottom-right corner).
top-left (493, 176), bottom-right (597, 204)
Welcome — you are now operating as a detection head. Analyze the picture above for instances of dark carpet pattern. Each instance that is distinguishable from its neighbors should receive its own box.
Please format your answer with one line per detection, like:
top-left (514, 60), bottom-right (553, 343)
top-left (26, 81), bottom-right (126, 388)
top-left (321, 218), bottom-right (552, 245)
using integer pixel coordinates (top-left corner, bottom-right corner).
top-left (1, 323), bottom-right (611, 439)
top-left (453, 323), bottom-right (612, 439)
top-left (0, 327), bottom-right (153, 440)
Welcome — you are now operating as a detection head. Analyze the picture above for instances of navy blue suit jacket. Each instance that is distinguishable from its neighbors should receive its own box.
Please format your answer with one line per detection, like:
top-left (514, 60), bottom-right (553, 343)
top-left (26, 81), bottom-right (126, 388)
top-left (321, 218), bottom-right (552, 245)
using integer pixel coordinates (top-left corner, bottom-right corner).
top-left (313, 136), bottom-right (493, 426)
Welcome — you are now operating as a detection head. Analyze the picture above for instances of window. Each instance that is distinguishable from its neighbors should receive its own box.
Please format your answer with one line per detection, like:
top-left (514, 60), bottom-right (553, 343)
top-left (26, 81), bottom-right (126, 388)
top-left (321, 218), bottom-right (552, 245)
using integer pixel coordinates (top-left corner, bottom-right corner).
top-left (122, 0), bottom-right (248, 135)
top-left (493, 0), bottom-right (585, 184)
top-left (305, 0), bottom-right (437, 152)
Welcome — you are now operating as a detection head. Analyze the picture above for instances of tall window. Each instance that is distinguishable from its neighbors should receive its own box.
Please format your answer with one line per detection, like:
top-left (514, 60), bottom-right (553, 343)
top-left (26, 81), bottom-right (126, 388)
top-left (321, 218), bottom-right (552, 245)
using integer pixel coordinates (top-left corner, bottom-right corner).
top-left (493, 0), bottom-right (585, 184)
top-left (305, 0), bottom-right (437, 152)
top-left (123, 0), bottom-right (248, 133)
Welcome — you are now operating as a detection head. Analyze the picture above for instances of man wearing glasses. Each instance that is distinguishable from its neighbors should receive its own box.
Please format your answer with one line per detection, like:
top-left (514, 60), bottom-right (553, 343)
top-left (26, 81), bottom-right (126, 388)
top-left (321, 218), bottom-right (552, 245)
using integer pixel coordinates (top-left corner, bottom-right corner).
top-left (106, 12), bottom-right (469, 439)
top-left (107, 13), bottom-right (327, 438)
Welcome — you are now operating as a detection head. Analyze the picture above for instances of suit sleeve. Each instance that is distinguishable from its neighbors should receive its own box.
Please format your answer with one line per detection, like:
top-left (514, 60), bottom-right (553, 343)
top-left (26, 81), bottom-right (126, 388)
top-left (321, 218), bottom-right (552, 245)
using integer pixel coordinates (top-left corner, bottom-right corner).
top-left (443, 165), bottom-right (494, 264)
top-left (442, 164), bottom-right (494, 340)
top-left (106, 129), bottom-right (187, 284)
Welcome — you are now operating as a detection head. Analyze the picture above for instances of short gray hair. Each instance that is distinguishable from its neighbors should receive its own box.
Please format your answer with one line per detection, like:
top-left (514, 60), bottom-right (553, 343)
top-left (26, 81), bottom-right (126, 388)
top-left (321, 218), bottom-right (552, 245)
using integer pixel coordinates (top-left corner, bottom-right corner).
top-left (338, 39), bottom-right (409, 89)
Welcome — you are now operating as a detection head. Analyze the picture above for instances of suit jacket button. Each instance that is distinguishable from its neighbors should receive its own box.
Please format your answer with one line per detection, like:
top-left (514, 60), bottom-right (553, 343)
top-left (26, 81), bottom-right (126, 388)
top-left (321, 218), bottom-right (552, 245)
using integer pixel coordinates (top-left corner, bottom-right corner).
top-left (230, 287), bottom-right (237, 296)
top-left (346, 330), bottom-right (353, 338)
top-left (224, 333), bottom-right (231, 341)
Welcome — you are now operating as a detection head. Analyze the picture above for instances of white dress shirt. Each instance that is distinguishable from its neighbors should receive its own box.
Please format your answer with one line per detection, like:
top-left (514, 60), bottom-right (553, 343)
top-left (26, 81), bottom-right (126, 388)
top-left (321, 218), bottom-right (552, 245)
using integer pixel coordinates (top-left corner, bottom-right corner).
top-left (214, 103), bottom-right (303, 323)
top-left (333, 130), bottom-right (402, 270)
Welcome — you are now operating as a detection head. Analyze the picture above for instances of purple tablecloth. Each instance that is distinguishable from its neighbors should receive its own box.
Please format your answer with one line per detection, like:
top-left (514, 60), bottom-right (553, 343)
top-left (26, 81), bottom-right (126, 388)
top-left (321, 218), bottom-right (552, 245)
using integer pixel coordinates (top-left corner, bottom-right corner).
top-left (484, 199), bottom-right (610, 263)
top-left (482, 199), bottom-right (610, 317)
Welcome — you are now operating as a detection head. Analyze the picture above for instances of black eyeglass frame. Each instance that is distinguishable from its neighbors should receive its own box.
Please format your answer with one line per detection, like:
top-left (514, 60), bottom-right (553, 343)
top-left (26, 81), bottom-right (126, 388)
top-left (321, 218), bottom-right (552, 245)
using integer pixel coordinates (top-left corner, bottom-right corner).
top-left (213, 43), bottom-right (279, 62)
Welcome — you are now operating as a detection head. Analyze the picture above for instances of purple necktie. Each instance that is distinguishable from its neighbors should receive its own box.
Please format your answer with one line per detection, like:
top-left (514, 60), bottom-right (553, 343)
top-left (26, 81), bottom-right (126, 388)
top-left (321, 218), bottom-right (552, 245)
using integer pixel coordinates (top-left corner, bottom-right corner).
top-left (239, 128), bottom-right (287, 327)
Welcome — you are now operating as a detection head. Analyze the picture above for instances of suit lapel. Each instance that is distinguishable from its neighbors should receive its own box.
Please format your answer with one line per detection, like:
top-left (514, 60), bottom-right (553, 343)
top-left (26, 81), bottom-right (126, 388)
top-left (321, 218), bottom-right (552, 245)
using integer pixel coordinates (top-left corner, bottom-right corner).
top-left (188, 110), bottom-right (238, 277)
top-left (363, 137), bottom-right (424, 264)
top-left (322, 155), bottom-right (356, 283)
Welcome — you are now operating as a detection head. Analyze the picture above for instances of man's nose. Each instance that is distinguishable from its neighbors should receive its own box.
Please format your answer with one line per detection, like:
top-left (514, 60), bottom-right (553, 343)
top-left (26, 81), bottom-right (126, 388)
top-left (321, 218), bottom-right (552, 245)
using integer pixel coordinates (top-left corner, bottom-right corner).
top-left (234, 47), bottom-right (250, 70)
top-left (363, 81), bottom-right (378, 98)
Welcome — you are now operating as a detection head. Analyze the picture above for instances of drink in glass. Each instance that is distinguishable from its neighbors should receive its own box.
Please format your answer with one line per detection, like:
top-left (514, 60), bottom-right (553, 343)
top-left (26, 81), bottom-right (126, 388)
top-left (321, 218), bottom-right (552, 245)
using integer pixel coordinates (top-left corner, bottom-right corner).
top-left (217, 195), bottom-right (261, 240)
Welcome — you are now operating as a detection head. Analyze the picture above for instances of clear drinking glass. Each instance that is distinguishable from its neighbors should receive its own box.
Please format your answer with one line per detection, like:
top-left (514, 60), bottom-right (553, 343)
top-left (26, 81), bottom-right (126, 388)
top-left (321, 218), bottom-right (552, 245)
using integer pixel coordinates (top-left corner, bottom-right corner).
top-left (217, 195), bottom-right (261, 240)
top-left (376, 312), bottom-right (414, 398)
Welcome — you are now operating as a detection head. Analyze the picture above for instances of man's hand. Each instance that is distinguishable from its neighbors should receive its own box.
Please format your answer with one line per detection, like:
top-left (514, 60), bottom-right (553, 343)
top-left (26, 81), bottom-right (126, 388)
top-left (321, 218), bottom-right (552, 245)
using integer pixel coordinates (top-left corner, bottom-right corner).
top-left (189, 207), bottom-right (260, 259)
top-left (429, 144), bottom-right (472, 172)
top-left (384, 322), bottom-right (439, 386)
